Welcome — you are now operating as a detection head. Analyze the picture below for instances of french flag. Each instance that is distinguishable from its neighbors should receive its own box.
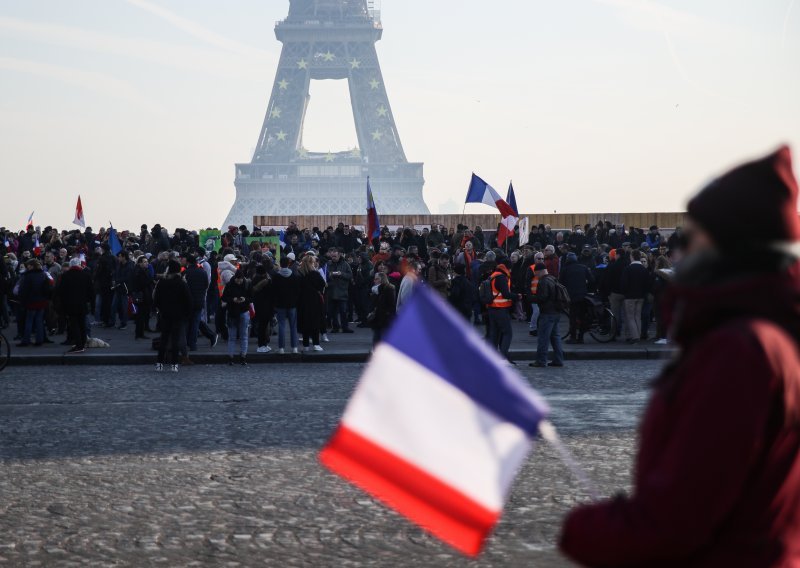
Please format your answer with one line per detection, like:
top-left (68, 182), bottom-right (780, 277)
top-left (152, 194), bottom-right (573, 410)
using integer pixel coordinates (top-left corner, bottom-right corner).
top-left (465, 174), bottom-right (518, 246)
top-left (320, 288), bottom-right (549, 556)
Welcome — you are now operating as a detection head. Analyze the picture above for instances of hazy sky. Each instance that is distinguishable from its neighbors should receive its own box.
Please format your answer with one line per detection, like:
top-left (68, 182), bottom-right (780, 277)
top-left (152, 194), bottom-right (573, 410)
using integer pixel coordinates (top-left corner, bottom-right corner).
top-left (1, 0), bottom-right (798, 231)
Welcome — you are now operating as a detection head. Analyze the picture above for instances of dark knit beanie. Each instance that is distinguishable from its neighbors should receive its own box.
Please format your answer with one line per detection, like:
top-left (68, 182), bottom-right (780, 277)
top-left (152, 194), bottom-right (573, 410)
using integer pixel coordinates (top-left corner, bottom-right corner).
top-left (687, 145), bottom-right (800, 250)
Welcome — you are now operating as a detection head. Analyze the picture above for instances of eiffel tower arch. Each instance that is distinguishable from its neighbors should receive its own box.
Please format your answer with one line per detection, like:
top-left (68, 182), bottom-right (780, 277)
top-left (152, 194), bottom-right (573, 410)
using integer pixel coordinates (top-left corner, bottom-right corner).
top-left (223, 0), bottom-right (429, 228)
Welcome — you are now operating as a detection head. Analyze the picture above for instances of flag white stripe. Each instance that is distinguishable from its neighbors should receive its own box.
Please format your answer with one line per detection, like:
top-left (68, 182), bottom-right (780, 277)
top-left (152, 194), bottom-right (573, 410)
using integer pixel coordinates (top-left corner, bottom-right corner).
top-left (341, 344), bottom-right (532, 511)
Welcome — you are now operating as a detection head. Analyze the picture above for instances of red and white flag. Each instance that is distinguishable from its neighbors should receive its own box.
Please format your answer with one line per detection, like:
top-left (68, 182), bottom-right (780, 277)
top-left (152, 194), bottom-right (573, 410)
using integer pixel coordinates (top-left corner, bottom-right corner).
top-left (73, 196), bottom-right (86, 228)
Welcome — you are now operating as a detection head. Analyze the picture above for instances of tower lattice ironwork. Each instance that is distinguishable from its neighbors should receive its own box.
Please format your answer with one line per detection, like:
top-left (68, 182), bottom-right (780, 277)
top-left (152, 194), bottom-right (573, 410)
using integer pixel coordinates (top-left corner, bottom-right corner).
top-left (223, 0), bottom-right (428, 228)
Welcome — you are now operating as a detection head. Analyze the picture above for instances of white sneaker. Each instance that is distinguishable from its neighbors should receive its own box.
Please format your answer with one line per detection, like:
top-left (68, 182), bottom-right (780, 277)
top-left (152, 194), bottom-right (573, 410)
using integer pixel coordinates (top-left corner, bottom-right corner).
top-left (313, 345), bottom-right (323, 352)
top-left (155, 363), bottom-right (163, 372)
top-left (256, 346), bottom-right (269, 353)
top-left (278, 348), bottom-right (285, 354)
top-left (654, 338), bottom-right (669, 345)
top-left (322, 334), bottom-right (330, 342)
top-left (291, 347), bottom-right (299, 354)
top-left (170, 364), bottom-right (179, 372)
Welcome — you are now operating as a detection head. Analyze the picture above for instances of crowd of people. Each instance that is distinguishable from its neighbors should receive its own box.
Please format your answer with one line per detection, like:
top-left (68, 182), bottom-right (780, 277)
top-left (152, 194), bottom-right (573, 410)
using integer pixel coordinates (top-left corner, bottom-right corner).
top-left (0, 219), bottom-right (681, 370)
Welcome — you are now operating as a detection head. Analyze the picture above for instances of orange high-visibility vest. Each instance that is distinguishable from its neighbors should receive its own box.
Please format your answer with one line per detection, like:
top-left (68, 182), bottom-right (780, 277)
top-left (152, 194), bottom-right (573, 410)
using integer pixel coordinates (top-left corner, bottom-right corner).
top-left (490, 271), bottom-right (513, 309)
top-left (530, 273), bottom-right (540, 296)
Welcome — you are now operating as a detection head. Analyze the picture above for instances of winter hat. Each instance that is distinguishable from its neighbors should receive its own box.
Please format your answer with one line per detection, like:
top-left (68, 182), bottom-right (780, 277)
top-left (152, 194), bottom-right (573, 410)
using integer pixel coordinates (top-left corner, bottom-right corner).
top-left (286, 252), bottom-right (296, 261)
top-left (688, 145), bottom-right (800, 250)
top-left (223, 253), bottom-right (237, 263)
top-left (69, 258), bottom-right (82, 268)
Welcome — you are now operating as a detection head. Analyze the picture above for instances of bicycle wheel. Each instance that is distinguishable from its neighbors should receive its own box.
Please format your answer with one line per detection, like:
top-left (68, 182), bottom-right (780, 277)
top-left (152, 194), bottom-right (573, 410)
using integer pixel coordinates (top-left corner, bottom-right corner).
top-left (560, 309), bottom-right (571, 340)
top-left (589, 308), bottom-right (618, 343)
top-left (0, 331), bottom-right (9, 372)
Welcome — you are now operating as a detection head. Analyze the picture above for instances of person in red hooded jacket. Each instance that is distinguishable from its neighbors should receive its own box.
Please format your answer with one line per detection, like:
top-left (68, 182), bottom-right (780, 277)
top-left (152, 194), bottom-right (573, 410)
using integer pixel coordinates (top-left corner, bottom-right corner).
top-left (559, 146), bottom-right (800, 567)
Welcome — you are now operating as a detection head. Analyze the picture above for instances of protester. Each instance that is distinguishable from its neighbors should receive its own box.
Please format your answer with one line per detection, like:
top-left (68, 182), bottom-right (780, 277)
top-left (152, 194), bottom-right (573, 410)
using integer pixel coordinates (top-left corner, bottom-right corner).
top-left (56, 258), bottom-right (93, 353)
top-left (486, 260), bottom-right (515, 363)
top-left (396, 260), bottom-right (420, 310)
top-left (131, 255), bottom-right (154, 339)
top-left (559, 252), bottom-right (595, 344)
top-left (529, 263), bottom-right (565, 368)
top-left (326, 247), bottom-right (353, 333)
top-left (272, 256), bottom-right (300, 354)
top-left (221, 268), bottom-right (252, 365)
top-left (369, 271), bottom-right (396, 345)
top-left (152, 260), bottom-right (192, 372)
top-left (297, 254), bottom-right (326, 352)
top-left (184, 253), bottom-right (217, 352)
top-left (109, 250), bottom-right (134, 330)
top-left (252, 263), bottom-right (273, 353)
top-left (620, 249), bottom-right (650, 344)
top-left (560, 145), bottom-right (800, 566)
top-left (15, 259), bottom-right (51, 347)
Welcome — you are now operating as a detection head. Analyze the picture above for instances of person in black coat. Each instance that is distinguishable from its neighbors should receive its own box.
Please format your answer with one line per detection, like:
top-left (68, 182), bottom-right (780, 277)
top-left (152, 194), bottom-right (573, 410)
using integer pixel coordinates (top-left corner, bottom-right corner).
top-left (559, 253), bottom-right (595, 343)
top-left (184, 254), bottom-right (216, 350)
top-left (448, 263), bottom-right (475, 320)
top-left (369, 271), bottom-right (396, 345)
top-left (57, 258), bottom-right (93, 353)
top-left (152, 260), bottom-right (192, 371)
top-left (620, 249), bottom-right (651, 343)
top-left (131, 256), bottom-right (154, 339)
top-left (297, 254), bottom-right (326, 351)
top-left (252, 263), bottom-right (274, 353)
top-left (93, 245), bottom-right (115, 325)
top-left (271, 256), bottom-right (300, 353)
top-left (110, 250), bottom-right (134, 329)
top-left (221, 267), bottom-right (253, 364)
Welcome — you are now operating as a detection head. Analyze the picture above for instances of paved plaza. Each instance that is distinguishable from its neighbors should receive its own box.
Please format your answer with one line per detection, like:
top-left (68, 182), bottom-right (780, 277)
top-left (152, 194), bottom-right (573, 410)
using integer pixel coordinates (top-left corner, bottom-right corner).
top-left (0, 360), bottom-right (661, 566)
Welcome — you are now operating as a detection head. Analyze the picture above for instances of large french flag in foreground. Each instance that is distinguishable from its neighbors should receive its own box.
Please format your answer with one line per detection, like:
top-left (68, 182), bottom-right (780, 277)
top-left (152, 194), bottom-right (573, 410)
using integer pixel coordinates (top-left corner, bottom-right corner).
top-left (320, 288), bottom-right (549, 556)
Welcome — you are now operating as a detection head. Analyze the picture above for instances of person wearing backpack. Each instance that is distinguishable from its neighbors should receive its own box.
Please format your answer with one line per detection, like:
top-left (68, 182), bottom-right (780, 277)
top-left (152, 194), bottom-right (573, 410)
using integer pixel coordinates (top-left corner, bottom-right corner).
top-left (530, 262), bottom-right (565, 368)
top-left (485, 261), bottom-right (515, 363)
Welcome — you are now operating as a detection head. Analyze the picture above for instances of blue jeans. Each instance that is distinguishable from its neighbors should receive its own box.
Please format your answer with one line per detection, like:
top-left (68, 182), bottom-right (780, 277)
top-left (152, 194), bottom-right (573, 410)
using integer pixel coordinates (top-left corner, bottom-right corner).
top-left (188, 306), bottom-right (214, 350)
top-left (109, 289), bottom-right (128, 327)
top-left (227, 311), bottom-right (250, 356)
top-left (327, 299), bottom-right (349, 331)
top-left (537, 313), bottom-right (564, 365)
top-left (276, 307), bottom-right (298, 349)
top-left (22, 308), bottom-right (45, 345)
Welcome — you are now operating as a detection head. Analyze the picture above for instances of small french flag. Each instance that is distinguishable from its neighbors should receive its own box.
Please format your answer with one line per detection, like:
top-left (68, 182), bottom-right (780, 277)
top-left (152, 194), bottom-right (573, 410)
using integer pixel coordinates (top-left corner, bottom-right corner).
top-left (320, 288), bottom-right (549, 556)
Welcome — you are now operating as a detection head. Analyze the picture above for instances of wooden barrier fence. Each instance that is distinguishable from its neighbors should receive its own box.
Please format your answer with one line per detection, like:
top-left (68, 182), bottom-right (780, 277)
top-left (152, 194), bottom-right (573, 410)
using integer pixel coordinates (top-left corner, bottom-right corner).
top-left (253, 212), bottom-right (689, 231)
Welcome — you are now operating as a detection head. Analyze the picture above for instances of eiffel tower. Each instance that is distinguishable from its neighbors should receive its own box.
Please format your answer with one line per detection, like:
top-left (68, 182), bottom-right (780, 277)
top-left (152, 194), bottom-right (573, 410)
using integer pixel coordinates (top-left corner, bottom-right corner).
top-left (222, 0), bottom-right (429, 228)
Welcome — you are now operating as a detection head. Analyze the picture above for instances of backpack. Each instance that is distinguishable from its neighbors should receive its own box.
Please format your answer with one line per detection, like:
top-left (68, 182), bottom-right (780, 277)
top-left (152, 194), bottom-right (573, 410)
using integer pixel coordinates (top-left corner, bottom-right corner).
top-left (478, 275), bottom-right (498, 305)
top-left (553, 279), bottom-right (571, 311)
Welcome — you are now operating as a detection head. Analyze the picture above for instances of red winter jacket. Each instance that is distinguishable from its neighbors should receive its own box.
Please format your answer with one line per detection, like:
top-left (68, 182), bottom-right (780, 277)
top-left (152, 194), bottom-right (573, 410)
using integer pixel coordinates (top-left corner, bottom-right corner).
top-left (560, 261), bottom-right (800, 568)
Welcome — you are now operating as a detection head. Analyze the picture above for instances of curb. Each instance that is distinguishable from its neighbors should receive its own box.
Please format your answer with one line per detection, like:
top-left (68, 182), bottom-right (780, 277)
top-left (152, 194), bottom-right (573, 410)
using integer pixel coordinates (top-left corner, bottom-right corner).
top-left (7, 348), bottom-right (677, 367)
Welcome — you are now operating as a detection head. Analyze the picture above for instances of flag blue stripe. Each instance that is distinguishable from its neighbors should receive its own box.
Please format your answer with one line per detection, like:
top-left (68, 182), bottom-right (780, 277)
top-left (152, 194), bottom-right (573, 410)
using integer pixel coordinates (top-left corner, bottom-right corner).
top-left (108, 226), bottom-right (123, 255)
top-left (464, 173), bottom-right (489, 204)
top-left (383, 288), bottom-right (547, 435)
top-left (506, 183), bottom-right (518, 216)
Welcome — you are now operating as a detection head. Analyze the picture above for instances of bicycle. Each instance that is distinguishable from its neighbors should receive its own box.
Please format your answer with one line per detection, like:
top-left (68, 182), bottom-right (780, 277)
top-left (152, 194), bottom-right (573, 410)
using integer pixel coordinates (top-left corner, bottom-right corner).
top-left (559, 294), bottom-right (618, 343)
top-left (0, 329), bottom-right (9, 372)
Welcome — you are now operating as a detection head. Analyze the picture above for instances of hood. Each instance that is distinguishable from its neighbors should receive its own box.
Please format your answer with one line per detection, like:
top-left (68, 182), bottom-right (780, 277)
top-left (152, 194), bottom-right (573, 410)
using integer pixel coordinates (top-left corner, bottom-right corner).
top-left (664, 257), bottom-right (800, 348)
top-left (277, 267), bottom-right (292, 277)
top-left (217, 261), bottom-right (236, 273)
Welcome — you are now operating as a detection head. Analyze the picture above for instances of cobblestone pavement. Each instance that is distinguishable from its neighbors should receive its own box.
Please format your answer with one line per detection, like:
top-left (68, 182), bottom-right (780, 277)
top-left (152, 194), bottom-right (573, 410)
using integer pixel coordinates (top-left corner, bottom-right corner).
top-left (0, 361), bottom-right (662, 566)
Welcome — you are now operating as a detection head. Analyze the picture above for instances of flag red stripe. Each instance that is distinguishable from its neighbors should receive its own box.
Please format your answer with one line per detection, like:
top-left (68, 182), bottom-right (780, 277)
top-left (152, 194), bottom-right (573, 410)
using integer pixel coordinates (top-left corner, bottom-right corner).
top-left (320, 425), bottom-right (499, 557)
top-left (494, 199), bottom-right (516, 219)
